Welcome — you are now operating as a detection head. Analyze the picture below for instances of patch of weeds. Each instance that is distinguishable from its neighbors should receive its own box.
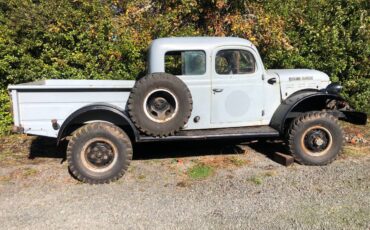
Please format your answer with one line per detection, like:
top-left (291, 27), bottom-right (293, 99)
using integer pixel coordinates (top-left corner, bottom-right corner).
top-left (127, 165), bottom-right (136, 173)
top-left (226, 174), bottom-right (234, 179)
top-left (137, 174), bottom-right (146, 180)
top-left (248, 175), bottom-right (263, 185)
top-left (176, 181), bottom-right (189, 187)
top-left (198, 156), bottom-right (249, 169)
top-left (0, 150), bottom-right (12, 162)
top-left (171, 159), bottom-right (178, 164)
top-left (343, 146), bottom-right (369, 158)
top-left (248, 170), bottom-right (278, 185)
top-left (74, 180), bottom-right (85, 185)
top-left (315, 186), bottom-right (323, 193)
top-left (0, 175), bottom-right (11, 183)
top-left (187, 163), bottom-right (214, 180)
top-left (229, 156), bottom-right (247, 167)
top-left (264, 170), bottom-right (277, 177)
top-left (22, 168), bottom-right (38, 177)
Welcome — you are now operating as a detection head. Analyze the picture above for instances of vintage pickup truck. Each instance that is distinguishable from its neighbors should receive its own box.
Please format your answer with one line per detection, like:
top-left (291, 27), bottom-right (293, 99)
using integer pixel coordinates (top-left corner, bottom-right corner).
top-left (8, 37), bottom-right (367, 184)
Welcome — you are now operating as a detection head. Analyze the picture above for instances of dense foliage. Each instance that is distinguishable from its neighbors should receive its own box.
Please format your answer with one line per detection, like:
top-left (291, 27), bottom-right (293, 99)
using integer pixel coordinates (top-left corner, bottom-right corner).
top-left (0, 0), bottom-right (369, 134)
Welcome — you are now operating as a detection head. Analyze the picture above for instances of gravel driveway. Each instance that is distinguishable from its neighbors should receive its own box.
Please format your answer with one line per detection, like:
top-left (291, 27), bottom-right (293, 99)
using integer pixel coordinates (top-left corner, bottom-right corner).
top-left (0, 124), bottom-right (369, 229)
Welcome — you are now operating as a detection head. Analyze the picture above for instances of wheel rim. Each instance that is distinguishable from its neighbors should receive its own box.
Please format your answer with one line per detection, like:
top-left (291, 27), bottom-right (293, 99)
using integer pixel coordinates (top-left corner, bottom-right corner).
top-left (81, 138), bottom-right (118, 173)
top-left (301, 126), bottom-right (333, 156)
top-left (143, 89), bottom-right (179, 123)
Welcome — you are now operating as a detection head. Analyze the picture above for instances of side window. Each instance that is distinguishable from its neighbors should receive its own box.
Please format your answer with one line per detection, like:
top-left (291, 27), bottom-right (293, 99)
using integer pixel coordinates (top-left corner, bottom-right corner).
top-left (165, 51), bottom-right (206, 75)
top-left (215, 50), bottom-right (256, 75)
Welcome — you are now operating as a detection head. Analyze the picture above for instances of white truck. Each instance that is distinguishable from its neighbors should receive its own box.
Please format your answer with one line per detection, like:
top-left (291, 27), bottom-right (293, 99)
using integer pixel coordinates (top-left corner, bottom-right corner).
top-left (8, 37), bottom-right (367, 184)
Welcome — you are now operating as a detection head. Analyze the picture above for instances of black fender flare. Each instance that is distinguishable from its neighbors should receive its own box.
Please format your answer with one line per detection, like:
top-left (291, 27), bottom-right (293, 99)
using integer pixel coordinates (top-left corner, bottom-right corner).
top-left (270, 91), bottom-right (346, 134)
top-left (57, 103), bottom-right (139, 144)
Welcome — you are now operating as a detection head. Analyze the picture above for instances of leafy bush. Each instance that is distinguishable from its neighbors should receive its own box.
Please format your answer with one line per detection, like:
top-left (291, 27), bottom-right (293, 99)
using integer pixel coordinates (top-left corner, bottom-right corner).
top-left (0, 90), bottom-right (11, 135)
top-left (261, 0), bottom-right (369, 113)
top-left (0, 0), bottom-right (368, 135)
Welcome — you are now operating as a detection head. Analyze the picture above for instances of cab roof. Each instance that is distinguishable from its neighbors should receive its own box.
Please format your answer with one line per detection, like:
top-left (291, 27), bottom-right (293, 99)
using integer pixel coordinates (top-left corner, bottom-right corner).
top-left (149, 37), bottom-right (253, 52)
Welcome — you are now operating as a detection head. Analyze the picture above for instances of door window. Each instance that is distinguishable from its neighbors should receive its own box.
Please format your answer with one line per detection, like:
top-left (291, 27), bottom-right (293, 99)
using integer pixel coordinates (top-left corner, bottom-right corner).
top-left (215, 50), bottom-right (256, 75)
top-left (165, 50), bottom-right (206, 75)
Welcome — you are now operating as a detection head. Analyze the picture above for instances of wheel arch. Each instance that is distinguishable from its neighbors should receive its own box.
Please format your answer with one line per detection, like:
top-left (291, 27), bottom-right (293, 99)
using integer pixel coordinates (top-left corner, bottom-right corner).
top-left (57, 103), bottom-right (139, 144)
top-left (270, 91), bottom-right (347, 134)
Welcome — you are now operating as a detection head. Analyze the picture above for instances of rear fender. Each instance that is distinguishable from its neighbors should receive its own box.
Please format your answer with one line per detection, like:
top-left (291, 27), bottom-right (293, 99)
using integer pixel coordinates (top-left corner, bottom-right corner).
top-left (57, 103), bottom-right (139, 144)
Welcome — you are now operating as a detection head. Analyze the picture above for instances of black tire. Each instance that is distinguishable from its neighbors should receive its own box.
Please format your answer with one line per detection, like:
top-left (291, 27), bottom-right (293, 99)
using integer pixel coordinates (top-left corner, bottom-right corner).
top-left (128, 73), bottom-right (193, 136)
top-left (67, 122), bottom-right (132, 184)
top-left (287, 112), bottom-right (344, 165)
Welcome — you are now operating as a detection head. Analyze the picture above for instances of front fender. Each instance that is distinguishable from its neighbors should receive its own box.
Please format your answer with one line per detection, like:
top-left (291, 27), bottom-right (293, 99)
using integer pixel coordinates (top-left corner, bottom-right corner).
top-left (270, 91), bottom-right (367, 134)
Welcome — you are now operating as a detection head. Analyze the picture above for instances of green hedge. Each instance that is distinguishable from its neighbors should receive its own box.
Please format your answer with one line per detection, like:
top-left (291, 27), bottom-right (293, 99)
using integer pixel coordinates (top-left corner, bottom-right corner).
top-left (0, 0), bottom-right (368, 135)
top-left (262, 0), bottom-right (369, 112)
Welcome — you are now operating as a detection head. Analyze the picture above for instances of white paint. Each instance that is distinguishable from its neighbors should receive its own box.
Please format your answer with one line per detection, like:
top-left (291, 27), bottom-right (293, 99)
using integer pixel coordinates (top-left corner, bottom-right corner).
top-left (210, 46), bottom-right (264, 125)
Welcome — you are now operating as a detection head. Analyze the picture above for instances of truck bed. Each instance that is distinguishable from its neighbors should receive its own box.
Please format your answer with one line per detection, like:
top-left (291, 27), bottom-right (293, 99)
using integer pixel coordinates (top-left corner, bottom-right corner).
top-left (8, 80), bottom-right (135, 137)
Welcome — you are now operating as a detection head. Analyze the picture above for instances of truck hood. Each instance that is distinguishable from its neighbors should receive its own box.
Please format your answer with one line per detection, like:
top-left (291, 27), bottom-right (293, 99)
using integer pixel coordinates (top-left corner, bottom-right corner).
top-left (267, 69), bottom-right (330, 83)
top-left (266, 69), bottom-right (331, 100)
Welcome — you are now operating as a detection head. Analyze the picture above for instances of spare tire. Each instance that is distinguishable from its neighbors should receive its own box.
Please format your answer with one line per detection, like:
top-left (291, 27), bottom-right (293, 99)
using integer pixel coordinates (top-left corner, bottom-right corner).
top-left (127, 73), bottom-right (193, 136)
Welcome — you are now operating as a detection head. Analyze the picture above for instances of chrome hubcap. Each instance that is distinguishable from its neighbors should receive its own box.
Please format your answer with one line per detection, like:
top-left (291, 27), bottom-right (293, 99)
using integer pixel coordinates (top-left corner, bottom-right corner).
top-left (144, 89), bottom-right (178, 123)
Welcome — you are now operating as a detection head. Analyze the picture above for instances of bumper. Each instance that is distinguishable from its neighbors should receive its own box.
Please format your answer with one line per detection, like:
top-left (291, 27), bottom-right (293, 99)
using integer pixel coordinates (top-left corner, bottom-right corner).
top-left (340, 111), bottom-right (367, 125)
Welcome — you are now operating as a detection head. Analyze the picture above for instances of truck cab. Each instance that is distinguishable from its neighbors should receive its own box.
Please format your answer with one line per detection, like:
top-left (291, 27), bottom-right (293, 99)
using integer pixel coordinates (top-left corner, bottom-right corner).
top-left (147, 37), bottom-right (330, 130)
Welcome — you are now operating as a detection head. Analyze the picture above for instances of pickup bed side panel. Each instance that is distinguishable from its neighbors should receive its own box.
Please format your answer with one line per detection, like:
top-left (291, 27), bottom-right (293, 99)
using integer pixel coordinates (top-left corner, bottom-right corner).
top-left (15, 89), bottom-right (131, 138)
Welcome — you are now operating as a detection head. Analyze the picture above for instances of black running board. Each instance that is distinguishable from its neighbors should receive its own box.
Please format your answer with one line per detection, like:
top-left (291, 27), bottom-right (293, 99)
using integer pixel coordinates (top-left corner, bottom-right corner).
top-left (137, 126), bottom-right (280, 142)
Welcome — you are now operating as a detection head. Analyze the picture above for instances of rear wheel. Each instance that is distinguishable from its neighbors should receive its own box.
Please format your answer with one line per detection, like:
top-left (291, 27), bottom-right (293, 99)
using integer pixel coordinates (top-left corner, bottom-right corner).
top-left (67, 122), bottom-right (132, 184)
top-left (287, 112), bottom-right (344, 165)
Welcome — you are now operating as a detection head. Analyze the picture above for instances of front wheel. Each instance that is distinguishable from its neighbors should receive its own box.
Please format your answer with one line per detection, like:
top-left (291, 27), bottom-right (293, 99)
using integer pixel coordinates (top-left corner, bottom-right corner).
top-left (67, 122), bottom-right (133, 184)
top-left (287, 112), bottom-right (344, 165)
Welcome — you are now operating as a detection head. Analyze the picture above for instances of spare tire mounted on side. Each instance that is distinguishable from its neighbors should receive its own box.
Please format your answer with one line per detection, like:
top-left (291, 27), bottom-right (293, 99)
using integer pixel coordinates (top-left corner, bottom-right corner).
top-left (128, 73), bottom-right (193, 136)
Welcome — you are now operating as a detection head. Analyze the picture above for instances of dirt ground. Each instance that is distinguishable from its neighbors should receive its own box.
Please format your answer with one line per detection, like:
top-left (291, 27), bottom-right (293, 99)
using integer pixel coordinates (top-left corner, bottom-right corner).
top-left (0, 122), bottom-right (369, 229)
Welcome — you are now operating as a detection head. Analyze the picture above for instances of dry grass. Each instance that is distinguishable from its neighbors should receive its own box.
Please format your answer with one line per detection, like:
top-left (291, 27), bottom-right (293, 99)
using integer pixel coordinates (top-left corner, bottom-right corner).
top-left (0, 135), bottom-right (33, 165)
top-left (198, 155), bottom-right (250, 169)
top-left (248, 175), bottom-right (263, 185)
top-left (247, 170), bottom-right (278, 186)
top-left (171, 154), bottom-right (250, 181)
top-left (341, 121), bottom-right (370, 138)
top-left (341, 120), bottom-right (370, 158)
top-left (0, 167), bottom-right (39, 184)
top-left (186, 155), bottom-right (249, 180)
top-left (343, 146), bottom-right (370, 158)
top-left (22, 167), bottom-right (39, 177)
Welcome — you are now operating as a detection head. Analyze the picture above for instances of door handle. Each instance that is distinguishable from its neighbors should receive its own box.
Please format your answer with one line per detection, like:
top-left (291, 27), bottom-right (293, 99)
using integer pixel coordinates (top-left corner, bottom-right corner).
top-left (212, 88), bottom-right (224, 93)
top-left (267, 77), bottom-right (277, 85)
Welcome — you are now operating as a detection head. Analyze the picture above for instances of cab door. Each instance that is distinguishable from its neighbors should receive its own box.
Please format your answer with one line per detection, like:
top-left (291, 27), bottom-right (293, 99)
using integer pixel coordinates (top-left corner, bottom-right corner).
top-left (211, 47), bottom-right (264, 126)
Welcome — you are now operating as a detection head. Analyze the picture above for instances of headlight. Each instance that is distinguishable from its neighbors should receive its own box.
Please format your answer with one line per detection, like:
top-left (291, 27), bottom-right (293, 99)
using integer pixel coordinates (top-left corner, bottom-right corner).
top-left (326, 83), bottom-right (343, 94)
